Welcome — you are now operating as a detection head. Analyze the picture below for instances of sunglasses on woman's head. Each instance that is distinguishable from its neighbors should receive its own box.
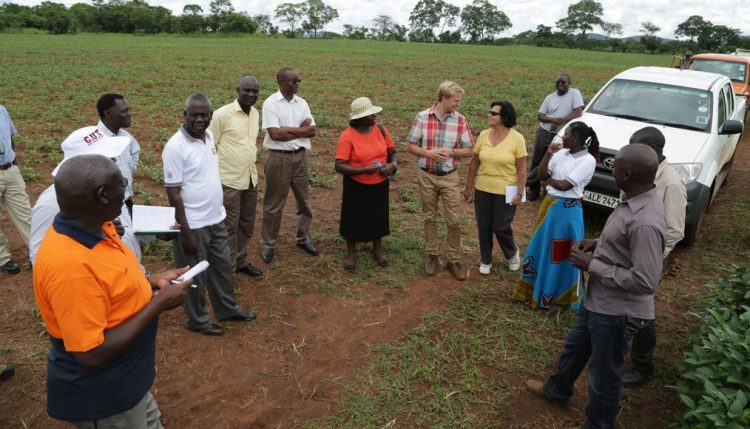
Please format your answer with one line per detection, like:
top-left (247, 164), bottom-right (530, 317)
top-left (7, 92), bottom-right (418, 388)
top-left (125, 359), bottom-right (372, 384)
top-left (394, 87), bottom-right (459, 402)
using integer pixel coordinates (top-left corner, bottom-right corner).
top-left (488, 111), bottom-right (501, 116)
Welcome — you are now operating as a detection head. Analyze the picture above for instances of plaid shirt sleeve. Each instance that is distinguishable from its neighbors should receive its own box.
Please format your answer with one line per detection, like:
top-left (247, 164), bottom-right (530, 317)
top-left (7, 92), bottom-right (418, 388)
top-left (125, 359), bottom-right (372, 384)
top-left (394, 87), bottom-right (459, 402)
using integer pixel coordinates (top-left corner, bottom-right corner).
top-left (457, 117), bottom-right (475, 148)
top-left (407, 114), bottom-right (424, 145)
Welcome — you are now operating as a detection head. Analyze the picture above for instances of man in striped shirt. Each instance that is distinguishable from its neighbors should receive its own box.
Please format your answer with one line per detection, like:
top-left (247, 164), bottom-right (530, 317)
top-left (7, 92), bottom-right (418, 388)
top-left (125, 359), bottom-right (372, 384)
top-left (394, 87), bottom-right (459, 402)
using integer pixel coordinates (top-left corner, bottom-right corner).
top-left (407, 81), bottom-right (475, 280)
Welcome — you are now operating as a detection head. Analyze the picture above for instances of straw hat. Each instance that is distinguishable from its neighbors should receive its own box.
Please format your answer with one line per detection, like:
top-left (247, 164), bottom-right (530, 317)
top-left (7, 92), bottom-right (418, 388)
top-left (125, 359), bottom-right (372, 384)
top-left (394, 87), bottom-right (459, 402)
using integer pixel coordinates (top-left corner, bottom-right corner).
top-left (349, 97), bottom-right (382, 120)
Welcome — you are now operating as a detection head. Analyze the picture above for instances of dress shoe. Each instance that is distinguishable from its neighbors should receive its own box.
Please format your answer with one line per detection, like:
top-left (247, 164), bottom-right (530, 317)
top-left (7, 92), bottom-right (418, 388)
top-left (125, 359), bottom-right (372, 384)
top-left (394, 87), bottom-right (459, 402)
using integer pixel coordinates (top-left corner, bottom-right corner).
top-left (424, 254), bottom-right (441, 276)
top-left (0, 364), bottom-right (15, 380)
top-left (0, 260), bottom-right (20, 275)
top-left (188, 324), bottom-right (224, 336)
top-left (446, 261), bottom-right (467, 281)
top-left (296, 240), bottom-right (319, 256)
top-left (236, 264), bottom-right (263, 277)
top-left (261, 248), bottom-right (274, 263)
top-left (525, 379), bottom-right (568, 408)
top-left (221, 311), bottom-right (257, 322)
top-left (621, 370), bottom-right (653, 388)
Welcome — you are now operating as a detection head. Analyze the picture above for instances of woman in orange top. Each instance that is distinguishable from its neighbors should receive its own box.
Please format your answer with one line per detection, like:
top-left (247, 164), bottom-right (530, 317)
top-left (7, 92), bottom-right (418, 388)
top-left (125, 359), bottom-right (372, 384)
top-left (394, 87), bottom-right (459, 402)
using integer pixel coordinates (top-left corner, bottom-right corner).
top-left (335, 97), bottom-right (398, 272)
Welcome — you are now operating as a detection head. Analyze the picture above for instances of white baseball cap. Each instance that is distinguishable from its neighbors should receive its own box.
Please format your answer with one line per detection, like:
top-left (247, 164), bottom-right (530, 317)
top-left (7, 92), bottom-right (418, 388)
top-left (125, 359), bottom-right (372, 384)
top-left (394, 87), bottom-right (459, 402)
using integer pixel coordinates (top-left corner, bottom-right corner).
top-left (51, 126), bottom-right (130, 176)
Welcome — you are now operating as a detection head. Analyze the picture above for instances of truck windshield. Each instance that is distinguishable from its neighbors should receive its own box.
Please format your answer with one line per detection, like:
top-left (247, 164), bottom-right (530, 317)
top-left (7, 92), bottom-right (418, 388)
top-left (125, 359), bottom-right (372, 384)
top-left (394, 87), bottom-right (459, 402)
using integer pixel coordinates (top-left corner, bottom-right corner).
top-left (690, 59), bottom-right (747, 83)
top-left (588, 79), bottom-right (712, 132)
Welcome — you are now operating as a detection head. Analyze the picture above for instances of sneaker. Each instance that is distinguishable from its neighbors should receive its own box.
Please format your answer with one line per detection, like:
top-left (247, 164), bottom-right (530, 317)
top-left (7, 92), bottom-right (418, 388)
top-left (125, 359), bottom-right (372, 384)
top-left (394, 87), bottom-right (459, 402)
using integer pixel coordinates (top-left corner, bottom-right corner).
top-left (508, 248), bottom-right (521, 271)
top-left (479, 263), bottom-right (492, 275)
top-left (425, 255), bottom-right (441, 276)
top-left (446, 261), bottom-right (467, 281)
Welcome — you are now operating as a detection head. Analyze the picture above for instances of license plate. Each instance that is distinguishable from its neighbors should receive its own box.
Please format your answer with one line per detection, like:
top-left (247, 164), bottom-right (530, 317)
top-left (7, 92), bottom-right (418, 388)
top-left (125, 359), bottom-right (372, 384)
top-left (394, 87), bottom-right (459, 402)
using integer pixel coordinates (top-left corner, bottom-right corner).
top-left (583, 190), bottom-right (619, 208)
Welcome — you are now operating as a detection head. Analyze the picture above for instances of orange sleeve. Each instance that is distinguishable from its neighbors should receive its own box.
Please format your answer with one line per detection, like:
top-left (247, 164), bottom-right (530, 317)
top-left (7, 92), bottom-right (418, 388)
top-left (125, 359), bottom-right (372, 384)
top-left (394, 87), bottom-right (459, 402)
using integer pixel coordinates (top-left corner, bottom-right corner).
top-left (335, 129), bottom-right (353, 161)
top-left (46, 278), bottom-right (109, 352)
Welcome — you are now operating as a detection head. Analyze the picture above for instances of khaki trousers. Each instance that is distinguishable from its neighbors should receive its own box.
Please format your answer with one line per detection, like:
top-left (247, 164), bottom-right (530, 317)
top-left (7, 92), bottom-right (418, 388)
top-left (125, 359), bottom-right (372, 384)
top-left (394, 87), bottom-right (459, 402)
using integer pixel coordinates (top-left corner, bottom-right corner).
top-left (0, 165), bottom-right (31, 265)
top-left (223, 184), bottom-right (258, 271)
top-left (260, 150), bottom-right (313, 250)
top-left (73, 391), bottom-right (163, 429)
top-left (418, 169), bottom-right (462, 263)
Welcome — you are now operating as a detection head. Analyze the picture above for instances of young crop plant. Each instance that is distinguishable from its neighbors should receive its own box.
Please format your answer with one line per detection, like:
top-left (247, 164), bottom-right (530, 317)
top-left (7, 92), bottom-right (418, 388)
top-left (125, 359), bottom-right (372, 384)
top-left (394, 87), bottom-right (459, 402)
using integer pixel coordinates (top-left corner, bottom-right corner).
top-left (673, 266), bottom-right (750, 428)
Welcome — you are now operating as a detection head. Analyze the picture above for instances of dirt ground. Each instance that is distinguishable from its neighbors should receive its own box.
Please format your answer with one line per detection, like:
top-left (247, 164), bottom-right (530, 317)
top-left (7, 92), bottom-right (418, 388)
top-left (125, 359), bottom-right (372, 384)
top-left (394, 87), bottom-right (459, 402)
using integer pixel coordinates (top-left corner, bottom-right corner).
top-left (1, 124), bottom-right (748, 428)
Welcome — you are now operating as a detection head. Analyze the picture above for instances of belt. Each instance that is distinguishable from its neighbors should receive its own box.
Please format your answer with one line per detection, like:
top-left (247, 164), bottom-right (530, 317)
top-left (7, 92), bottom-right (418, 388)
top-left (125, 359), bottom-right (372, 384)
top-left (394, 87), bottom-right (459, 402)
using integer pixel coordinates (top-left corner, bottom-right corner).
top-left (420, 167), bottom-right (455, 177)
top-left (0, 160), bottom-right (16, 170)
top-left (269, 147), bottom-right (305, 154)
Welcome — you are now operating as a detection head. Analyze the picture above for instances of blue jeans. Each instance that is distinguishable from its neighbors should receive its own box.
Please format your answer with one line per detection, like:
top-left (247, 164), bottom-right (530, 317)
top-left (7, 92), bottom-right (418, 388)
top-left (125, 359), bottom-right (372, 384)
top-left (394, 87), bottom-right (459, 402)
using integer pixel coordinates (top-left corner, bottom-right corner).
top-left (543, 307), bottom-right (627, 429)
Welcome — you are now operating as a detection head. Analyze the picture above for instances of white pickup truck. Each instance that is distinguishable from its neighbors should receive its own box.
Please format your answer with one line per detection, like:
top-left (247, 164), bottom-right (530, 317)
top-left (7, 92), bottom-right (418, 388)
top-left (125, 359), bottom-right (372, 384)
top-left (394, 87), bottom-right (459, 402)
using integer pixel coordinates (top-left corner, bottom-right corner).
top-left (554, 66), bottom-right (745, 244)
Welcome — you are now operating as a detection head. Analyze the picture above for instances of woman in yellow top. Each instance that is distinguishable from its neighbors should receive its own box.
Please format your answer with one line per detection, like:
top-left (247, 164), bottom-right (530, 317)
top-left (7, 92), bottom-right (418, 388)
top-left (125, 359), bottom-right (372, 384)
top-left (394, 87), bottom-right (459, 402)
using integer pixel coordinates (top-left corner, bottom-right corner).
top-left (463, 101), bottom-right (527, 275)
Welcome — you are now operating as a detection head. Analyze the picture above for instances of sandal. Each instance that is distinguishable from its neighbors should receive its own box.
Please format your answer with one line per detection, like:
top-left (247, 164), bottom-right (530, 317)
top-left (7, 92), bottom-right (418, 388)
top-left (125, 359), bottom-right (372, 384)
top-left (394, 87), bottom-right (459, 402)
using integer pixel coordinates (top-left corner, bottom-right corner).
top-left (372, 251), bottom-right (389, 268)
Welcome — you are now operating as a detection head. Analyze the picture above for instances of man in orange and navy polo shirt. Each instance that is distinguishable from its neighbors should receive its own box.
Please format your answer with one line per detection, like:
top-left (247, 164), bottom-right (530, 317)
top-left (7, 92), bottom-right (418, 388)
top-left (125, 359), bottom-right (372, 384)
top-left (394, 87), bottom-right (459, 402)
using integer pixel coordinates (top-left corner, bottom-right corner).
top-left (407, 80), bottom-right (475, 281)
top-left (33, 155), bottom-right (191, 428)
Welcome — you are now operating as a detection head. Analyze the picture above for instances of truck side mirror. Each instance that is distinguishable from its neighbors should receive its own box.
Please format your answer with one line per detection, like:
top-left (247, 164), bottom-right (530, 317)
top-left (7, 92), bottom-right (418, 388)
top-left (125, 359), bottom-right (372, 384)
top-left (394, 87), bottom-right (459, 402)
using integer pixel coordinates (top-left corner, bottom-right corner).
top-left (719, 120), bottom-right (743, 135)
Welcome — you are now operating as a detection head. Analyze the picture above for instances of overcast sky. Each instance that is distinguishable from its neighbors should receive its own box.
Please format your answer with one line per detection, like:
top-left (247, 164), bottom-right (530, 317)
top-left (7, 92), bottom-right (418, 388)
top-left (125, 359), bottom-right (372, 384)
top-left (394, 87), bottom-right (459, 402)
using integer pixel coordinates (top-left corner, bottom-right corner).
top-left (5, 0), bottom-right (749, 38)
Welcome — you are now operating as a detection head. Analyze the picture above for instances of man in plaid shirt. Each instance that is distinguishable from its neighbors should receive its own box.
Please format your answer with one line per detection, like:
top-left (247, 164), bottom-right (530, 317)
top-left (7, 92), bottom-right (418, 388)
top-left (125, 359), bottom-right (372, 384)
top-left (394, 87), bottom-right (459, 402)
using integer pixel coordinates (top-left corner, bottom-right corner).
top-left (407, 81), bottom-right (475, 280)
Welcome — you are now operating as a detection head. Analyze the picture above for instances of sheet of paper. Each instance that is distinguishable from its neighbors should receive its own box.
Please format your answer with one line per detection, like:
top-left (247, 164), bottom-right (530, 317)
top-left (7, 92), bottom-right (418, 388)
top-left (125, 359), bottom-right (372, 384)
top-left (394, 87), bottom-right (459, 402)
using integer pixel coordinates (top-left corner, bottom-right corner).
top-left (505, 185), bottom-right (527, 205)
top-left (132, 205), bottom-right (178, 235)
top-left (171, 260), bottom-right (208, 286)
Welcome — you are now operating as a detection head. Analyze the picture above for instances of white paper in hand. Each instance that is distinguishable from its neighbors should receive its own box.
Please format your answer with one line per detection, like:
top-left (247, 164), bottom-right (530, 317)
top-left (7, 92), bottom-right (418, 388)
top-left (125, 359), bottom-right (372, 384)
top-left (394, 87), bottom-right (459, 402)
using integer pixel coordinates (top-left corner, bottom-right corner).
top-left (171, 260), bottom-right (210, 285)
top-left (505, 185), bottom-right (527, 205)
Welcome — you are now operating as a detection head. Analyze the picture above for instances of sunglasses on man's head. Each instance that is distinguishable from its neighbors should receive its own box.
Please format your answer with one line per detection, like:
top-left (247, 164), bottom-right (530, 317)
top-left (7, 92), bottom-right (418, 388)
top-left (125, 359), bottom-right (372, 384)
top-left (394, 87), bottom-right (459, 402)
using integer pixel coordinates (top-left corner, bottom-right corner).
top-left (556, 80), bottom-right (568, 84)
top-left (287, 78), bottom-right (302, 84)
top-left (488, 111), bottom-right (501, 116)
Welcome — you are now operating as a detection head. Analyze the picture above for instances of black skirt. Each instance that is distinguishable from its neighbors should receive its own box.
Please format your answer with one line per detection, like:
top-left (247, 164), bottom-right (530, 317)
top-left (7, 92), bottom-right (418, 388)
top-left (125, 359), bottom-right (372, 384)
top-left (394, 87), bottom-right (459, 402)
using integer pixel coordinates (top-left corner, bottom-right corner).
top-left (339, 175), bottom-right (390, 242)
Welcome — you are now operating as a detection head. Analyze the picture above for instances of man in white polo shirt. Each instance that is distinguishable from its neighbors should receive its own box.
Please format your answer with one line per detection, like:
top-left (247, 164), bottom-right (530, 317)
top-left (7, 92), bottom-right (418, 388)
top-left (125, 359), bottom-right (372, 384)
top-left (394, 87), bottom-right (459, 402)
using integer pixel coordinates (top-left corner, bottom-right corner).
top-left (30, 127), bottom-right (137, 264)
top-left (259, 67), bottom-right (318, 264)
top-left (209, 76), bottom-right (263, 278)
top-left (163, 93), bottom-right (256, 337)
top-left (96, 93), bottom-right (140, 214)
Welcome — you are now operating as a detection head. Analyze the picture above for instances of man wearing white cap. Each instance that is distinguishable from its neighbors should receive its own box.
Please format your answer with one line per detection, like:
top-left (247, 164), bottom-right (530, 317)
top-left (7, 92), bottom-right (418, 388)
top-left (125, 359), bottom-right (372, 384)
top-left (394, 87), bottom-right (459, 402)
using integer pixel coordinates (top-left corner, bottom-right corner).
top-left (30, 126), bottom-right (137, 264)
top-left (0, 104), bottom-right (31, 275)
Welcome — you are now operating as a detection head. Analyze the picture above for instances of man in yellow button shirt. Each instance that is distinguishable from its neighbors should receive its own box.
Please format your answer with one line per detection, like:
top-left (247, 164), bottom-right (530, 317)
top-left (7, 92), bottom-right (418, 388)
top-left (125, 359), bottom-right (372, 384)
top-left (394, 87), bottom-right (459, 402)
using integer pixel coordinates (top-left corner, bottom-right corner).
top-left (209, 76), bottom-right (263, 277)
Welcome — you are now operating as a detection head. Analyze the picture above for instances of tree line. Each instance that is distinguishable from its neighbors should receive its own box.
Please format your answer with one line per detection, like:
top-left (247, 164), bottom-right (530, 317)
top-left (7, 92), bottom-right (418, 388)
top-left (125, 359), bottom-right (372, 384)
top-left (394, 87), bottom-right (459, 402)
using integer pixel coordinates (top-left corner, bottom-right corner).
top-left (1, 0), bottom-right (746, 53)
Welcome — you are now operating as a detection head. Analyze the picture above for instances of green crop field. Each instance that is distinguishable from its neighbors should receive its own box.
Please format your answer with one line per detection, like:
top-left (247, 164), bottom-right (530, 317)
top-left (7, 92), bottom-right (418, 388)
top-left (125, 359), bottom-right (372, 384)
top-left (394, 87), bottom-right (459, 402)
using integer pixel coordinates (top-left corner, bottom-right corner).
top-left (1, 33), bottom-right (668, 185)
top-left (5, 34), bottom-right (745, 429)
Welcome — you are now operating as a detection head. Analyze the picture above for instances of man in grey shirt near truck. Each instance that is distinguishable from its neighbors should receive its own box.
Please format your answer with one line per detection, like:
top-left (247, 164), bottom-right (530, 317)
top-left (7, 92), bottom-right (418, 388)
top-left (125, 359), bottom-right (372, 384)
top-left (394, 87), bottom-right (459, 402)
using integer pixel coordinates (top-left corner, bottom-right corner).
top-left (525, 144), bottom-right (667, 429)
top-left (527, 74), bottom-right (584, 201)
